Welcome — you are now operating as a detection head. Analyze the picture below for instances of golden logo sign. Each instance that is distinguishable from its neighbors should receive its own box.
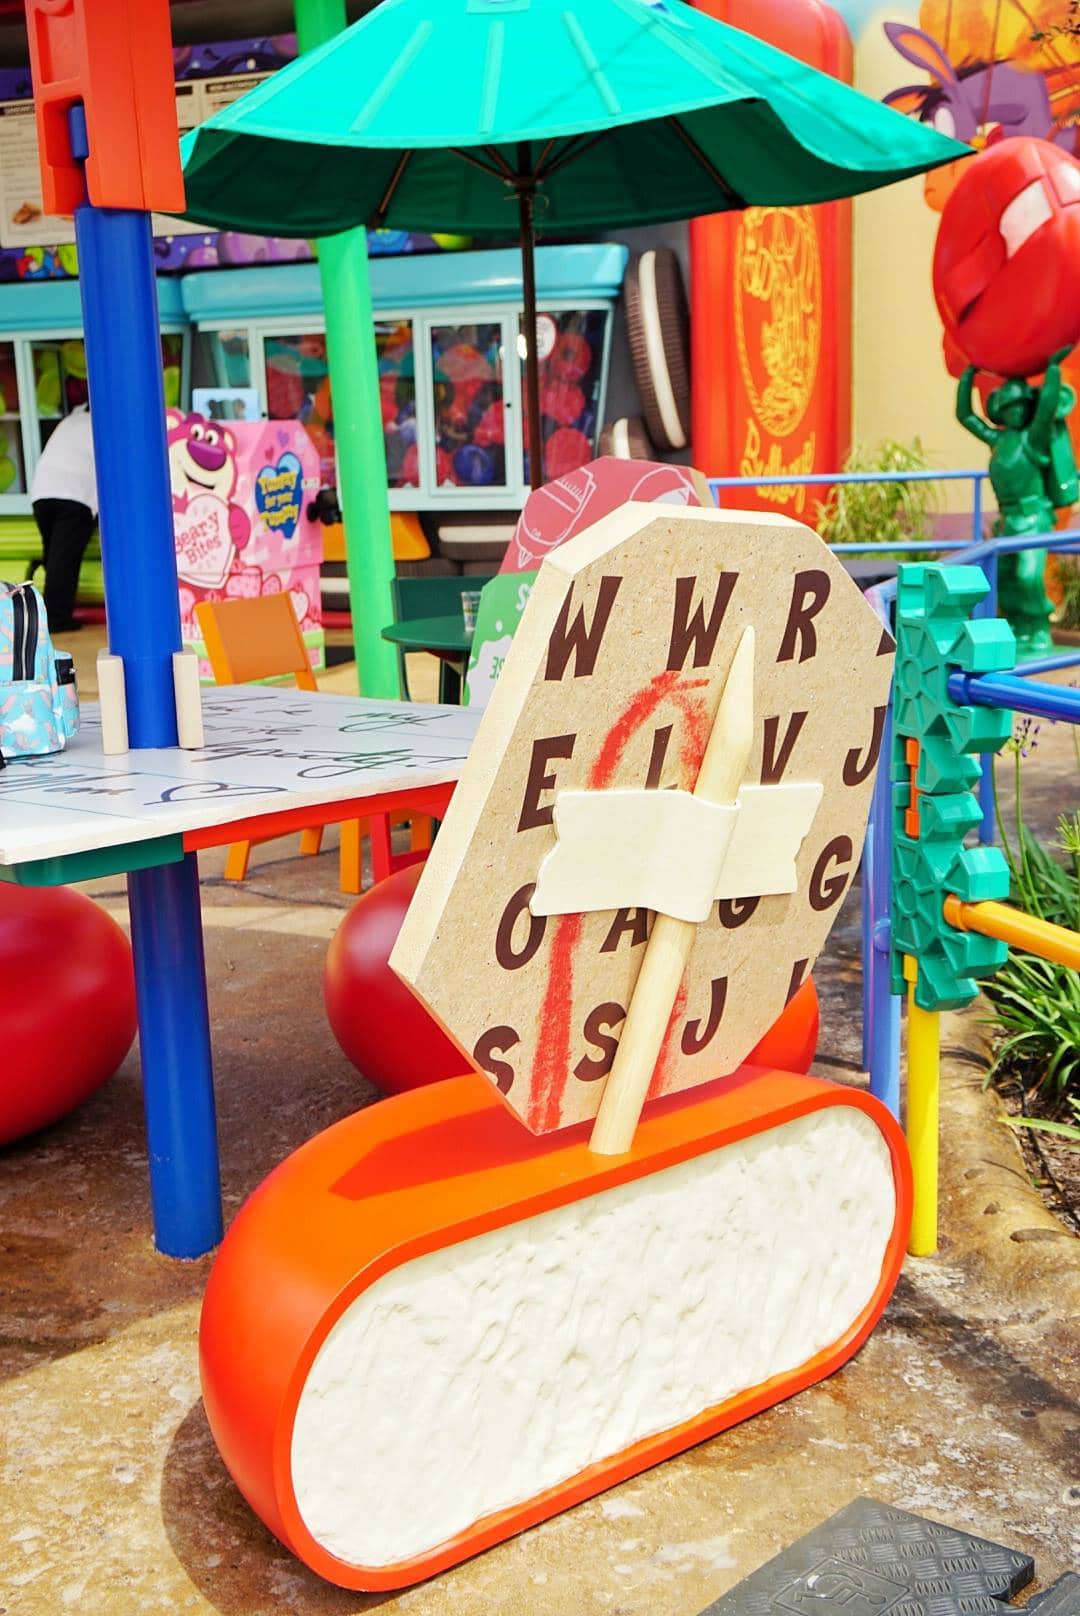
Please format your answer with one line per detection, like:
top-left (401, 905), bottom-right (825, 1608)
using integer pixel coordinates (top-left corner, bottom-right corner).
top-left (734, 206), bottom-right (821, 441)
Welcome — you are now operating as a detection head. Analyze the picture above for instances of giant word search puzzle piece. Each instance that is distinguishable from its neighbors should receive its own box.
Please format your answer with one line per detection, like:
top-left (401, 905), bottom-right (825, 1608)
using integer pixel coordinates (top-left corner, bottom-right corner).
top-left (200, 505), bottom-right (912, 1591)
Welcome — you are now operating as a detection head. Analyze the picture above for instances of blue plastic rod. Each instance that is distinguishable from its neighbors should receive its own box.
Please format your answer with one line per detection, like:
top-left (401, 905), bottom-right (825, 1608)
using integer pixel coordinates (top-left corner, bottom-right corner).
top-left (949, 670), bottom-right (1080, 723)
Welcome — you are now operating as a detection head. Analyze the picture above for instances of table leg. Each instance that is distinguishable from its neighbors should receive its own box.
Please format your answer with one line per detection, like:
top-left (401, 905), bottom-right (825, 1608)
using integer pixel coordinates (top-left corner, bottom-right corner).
top-left (438, 657), bottom-right (465, 705)
top-left (127, 853), bottom-right (223, 1259)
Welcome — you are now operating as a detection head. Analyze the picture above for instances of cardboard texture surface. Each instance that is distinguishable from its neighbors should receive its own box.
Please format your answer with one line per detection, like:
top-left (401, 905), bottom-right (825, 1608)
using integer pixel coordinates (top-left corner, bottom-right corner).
top-left (393, 504), bottom-right (894, 1134)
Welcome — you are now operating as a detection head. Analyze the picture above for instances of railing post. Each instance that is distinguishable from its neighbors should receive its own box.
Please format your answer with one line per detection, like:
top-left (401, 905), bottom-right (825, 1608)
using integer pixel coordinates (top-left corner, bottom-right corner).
top-left (973, 547), bottom-right (998, 844)
top-left (862, 587), bottom-right (901, 1116)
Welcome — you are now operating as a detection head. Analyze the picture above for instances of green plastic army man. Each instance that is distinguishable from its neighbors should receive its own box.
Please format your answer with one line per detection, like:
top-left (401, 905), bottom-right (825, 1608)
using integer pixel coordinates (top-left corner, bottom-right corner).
top-left (957, 346), bottom-right (1077, 658)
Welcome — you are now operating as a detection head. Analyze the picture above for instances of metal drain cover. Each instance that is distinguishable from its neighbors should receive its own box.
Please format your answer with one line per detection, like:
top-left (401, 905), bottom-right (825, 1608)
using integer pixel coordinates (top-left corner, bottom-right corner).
top-left (698, 1497), bottom-right (1077, 1614)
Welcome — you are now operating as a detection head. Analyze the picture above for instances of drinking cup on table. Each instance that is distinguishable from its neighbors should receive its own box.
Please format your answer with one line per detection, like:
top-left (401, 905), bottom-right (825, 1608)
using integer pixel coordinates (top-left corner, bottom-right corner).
top-left (461, 590), bottom-right (482, 634)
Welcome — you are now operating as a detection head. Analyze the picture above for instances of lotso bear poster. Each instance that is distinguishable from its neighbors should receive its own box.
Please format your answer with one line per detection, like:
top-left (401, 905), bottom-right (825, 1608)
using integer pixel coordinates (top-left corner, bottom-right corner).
top-left (166, 410), bottom-right (323, 661)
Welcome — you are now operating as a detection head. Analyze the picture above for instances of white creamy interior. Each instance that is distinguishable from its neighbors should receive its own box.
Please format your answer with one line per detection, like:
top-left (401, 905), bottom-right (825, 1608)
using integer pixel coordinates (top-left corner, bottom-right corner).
top-left (291, 1108), bottom-right (894, 1569)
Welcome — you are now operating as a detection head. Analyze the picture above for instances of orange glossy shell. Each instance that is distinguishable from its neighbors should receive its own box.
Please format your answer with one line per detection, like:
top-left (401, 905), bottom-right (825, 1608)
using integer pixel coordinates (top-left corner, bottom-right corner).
top-left (201, 1066), bottom-right (911, 1591)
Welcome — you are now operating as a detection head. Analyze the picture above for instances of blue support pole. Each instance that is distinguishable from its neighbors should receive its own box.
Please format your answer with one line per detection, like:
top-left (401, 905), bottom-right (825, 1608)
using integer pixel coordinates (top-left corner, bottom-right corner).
top-left (127, 856), bottom-right (222, 1258)
top-left (69, 108), bottom-right (182, 747)
top-left (67, 106), bottom-right (221, 1257)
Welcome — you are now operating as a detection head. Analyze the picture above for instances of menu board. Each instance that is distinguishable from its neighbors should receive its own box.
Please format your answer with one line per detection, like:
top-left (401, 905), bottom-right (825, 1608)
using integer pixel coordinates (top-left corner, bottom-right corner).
top-left (0, 73), bottom-right (270, 249)
top-left (0, 100), bottom-right (69, 248)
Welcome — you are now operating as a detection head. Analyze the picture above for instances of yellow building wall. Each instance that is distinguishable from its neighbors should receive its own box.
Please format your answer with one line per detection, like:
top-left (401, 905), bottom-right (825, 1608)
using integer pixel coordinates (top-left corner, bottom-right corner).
top-left (848, 0), bottom-right (1080, 508)
top-left (853, 7), bottom-right (977, 495)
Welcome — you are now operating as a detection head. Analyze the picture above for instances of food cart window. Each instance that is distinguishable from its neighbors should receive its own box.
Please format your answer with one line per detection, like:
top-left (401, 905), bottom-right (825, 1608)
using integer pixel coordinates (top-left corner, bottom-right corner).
top-left (33, 335), bottom-right (184, 452)
top-left (521, 309), bottom-right (607, 485)
top-left (264, 331), bottom-right (336, 488)
top-left (0, 341), bottom-right (25, 494)
top-left (376, 318), bottom-right (418, 489)
top-left (31, 339), bottom-right (89, 446)
top-left (191, 328), bottom-right (253, 400)
top-left (429, 321), bottom-right (507, 490)
top-left (161, 333), bottom-right (184, 411)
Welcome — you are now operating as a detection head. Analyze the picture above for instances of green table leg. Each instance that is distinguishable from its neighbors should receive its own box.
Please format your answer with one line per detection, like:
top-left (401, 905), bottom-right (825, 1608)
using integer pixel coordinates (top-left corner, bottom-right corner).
top-left (295, 0), bottom-right (400, 701)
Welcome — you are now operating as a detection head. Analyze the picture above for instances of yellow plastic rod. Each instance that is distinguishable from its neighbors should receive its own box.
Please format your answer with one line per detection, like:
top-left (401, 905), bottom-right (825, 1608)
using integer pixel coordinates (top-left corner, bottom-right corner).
top-left (944, 895), bottom-right (1080, 971)
top-left (903, 954), bottom-right (940, 1258)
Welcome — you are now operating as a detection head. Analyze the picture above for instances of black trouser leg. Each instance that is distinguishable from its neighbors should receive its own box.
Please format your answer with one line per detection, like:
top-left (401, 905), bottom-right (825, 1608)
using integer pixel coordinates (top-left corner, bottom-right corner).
top-left (33, 499), bottom-right (95, 627)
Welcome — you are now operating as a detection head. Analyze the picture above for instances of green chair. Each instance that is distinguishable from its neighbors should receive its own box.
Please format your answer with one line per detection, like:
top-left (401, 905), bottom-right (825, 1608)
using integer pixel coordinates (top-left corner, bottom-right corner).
top-left (390, 573), bottom-right (496, 703)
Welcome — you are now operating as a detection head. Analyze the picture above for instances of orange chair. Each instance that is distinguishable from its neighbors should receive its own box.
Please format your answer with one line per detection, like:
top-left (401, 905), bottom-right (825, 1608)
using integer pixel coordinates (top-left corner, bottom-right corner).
top-left (195, 594), bottom-right (430, 893)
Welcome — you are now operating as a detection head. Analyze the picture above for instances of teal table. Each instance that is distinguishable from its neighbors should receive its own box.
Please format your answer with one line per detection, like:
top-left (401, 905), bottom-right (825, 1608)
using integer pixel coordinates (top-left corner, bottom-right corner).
top-left (382, 615), bottom-right (473, 703)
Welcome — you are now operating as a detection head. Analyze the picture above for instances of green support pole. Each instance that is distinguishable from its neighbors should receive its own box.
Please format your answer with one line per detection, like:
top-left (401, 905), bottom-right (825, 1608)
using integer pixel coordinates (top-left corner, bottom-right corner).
top-left (295, 0), bottom-right (399, 697)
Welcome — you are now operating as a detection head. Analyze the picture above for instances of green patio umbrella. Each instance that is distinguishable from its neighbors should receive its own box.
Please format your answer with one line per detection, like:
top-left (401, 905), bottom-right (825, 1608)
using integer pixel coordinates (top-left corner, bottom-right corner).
top-left (180, 0), bottom-right (967, 487)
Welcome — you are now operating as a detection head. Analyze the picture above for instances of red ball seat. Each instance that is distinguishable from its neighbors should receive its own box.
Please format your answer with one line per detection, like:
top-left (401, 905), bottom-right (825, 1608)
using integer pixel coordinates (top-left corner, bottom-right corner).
top-left (0, 885), bottom-right (137, 1145)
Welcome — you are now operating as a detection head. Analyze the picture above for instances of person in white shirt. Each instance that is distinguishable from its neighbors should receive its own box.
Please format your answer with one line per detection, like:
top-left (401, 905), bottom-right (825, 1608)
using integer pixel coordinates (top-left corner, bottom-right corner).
top-left (31, 404), bottom-right (98, 630)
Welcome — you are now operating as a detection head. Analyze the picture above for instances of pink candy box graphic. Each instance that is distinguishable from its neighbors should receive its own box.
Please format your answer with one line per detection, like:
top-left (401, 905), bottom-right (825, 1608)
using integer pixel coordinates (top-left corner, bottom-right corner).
top-left (168, 412), bottom-right (323, 645)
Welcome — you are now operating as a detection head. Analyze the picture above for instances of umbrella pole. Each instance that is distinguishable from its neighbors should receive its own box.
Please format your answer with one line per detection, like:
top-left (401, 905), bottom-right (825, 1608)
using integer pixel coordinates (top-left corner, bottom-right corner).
top-left (516, 155), bottom-right (544, 492)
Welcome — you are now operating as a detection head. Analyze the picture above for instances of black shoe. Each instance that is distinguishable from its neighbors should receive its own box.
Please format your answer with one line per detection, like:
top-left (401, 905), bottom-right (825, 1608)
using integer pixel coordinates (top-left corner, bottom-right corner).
top-left (50, 618), bottom-right (83, 632)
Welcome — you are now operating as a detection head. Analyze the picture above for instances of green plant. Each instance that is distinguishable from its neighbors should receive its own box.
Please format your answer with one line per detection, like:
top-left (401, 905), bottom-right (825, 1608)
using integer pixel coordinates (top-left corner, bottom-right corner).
top-left (1053, 557), bottom-right (1080, 631)
top-left (818, 438), bottom-right (941, 557)
top-left (981, 726), bottom-right (1080, 1142)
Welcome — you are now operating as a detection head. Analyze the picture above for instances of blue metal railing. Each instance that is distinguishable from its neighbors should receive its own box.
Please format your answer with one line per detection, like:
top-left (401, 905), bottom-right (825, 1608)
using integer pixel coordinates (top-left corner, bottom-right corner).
top-left (862, 528), bottom-right (1080, 1118)
top-left (709, 467), bottom-right (989, 549)
top-left (705, 470), bottom-right (1080, 1119)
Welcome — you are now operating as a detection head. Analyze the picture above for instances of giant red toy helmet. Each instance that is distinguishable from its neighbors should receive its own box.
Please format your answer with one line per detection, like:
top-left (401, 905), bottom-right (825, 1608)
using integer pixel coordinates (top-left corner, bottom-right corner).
top-left (933, 138), bottom-right (1080, 379)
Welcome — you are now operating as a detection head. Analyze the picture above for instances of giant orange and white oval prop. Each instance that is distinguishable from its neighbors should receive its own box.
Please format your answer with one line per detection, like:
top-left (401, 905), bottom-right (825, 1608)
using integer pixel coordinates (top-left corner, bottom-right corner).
top-left (201, 504), bottom-right (908, 1589)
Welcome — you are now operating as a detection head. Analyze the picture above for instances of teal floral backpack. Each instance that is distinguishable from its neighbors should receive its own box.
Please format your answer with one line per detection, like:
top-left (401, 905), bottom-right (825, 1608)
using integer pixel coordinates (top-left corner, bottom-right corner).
top-left (0, 582), bottom-right (79, 765)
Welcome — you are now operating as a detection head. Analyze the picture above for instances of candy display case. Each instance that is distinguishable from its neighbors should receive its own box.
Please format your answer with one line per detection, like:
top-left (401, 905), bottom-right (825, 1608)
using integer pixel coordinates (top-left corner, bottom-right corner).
top-left (0, 276), bottom-right (189, 519)
top-left (0, 278), bottom-right (189, 601)
top-left (185, 244), bottom-right (626, 516)
top-left (0, 245), bottom-right (623, 600)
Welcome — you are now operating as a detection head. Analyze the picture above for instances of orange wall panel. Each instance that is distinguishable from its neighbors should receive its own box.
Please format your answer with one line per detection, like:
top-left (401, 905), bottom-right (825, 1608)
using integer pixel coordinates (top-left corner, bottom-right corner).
top-left (690, 0), bottom-right (853, 524)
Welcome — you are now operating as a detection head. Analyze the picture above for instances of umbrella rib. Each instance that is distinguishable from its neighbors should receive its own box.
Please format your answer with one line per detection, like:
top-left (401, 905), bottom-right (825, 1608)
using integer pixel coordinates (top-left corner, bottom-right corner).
top-left (667, 118), bottom-right (745, 206)
top-left (481, 144), bottom-right (518, 181)
top-left (532, 137), bottom-right (559, 178)
top-left (450, 146), bottom-right (511, 181)
top-left (537, 128), bottom-right (616, 182)
top-left (372, 150), bottom-right (414, 226)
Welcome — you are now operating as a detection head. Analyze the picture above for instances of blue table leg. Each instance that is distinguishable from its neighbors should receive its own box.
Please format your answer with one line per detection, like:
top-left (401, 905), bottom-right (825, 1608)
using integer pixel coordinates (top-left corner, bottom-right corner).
top-left (127, 854), bottom-right (222, 1259)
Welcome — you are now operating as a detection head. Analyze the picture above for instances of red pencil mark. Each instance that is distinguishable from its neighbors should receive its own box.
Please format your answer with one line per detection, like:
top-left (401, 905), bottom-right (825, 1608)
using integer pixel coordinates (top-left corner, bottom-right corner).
top-left (527, 669), bottom-right (712, 1132)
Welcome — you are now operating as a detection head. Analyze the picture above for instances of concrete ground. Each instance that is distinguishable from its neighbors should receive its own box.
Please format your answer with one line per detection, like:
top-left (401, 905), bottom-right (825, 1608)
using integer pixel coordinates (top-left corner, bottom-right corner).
top-left (0, 635), bottom-right (1077, 1615)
